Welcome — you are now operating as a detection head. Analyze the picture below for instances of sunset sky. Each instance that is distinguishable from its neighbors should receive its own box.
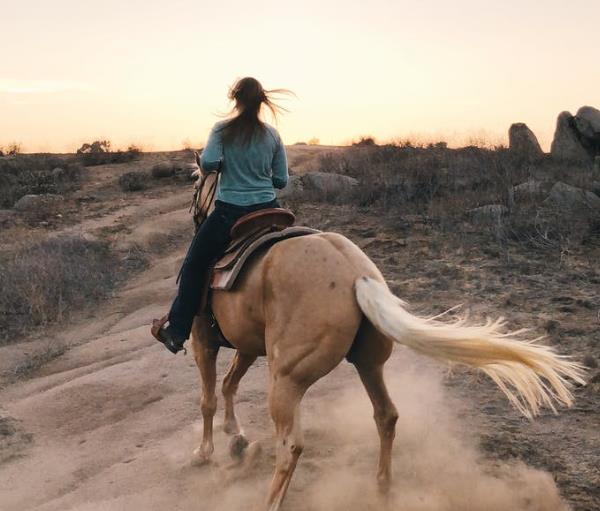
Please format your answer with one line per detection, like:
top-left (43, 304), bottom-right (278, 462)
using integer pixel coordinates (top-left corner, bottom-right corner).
top-left (2, 0), bottom-right (599, 153)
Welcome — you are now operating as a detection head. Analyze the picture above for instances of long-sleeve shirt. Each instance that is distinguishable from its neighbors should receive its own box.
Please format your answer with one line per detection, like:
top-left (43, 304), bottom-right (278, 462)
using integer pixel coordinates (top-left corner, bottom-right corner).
top-left (200, 120), bottom-right (288, 206)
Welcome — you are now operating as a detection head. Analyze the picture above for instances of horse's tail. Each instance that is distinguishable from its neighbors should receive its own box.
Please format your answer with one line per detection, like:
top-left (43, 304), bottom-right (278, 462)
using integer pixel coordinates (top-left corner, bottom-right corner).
top-left (354, 276), bottom-right (585, 418)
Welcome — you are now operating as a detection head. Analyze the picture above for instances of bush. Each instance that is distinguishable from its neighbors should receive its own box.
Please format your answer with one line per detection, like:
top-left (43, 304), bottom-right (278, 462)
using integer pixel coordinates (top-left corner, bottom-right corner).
top-left (118, 171), bottom-right (147, 191)
top-left (0, 236), bottom-right (120, 343)
top-left (76, 140), bottom-right (141, 166)
top-left (0, 155), bottom-right (84, 208)
top-left (352, 136), bottom-right (377, 147)
top-left (2, 142), bottom-right (22, 156)
top-left (151, 161), bottom-right (175, 178)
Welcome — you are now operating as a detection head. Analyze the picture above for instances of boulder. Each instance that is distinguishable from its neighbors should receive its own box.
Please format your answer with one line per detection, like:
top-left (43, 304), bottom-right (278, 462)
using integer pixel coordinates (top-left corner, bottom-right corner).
top-left (508, 123), bottom-right (543, 161)
top-left (13, 194), bottom-right (64, 212)
top-left (467, 204), bottom-right (508, 222)
top-left (544, 182), bottom-right (600, 211)
top-left (550, 111), bottom-right (590, 162)
top-left (301, 172), bottom-right (358, 195)
top-left (574, 106), bottom-right (600, 142)
top-left (276, 175), bottom-right (304, 200)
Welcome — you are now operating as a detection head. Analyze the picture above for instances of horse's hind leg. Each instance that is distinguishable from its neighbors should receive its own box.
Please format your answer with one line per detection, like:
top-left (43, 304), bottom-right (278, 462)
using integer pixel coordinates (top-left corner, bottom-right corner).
top-left (222, 351), bottom-right (257, 436)
top-left (190, 316), bottom-right (220, 466)
top-left (348, 322), bottom-right (398, 493)
top-left (355, 363), bottom-right (398, 493)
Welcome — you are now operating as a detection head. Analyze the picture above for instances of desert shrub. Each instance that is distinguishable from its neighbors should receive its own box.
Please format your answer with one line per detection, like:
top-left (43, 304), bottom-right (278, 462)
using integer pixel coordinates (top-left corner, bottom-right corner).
top-left (118, 171), bottom-right (147, 191)
top-left (151, 161), bottom-right (175, 178)
top-left (76, 140), bottom-right (141, 166)
top-left (302, 142), bottom-right (598, 251)
top-left (2, 142), bottom-right (22, 156)
top-left (0, 236), bottom-right (121, 343)
top-left (0, 155), bottom-right (84, 208)
top-left (352, 136), bottom-right (377, 147)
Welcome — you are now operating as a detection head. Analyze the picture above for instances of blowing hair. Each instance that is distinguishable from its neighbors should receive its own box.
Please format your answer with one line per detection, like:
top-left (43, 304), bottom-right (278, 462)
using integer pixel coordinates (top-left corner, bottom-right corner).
top-left (219, 77), bottom-right (292, 146)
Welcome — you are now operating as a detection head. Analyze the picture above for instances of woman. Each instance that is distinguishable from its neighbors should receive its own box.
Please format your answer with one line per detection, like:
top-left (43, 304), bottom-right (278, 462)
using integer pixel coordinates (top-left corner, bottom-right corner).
top-left (153, 77), bottom-right (289, 354)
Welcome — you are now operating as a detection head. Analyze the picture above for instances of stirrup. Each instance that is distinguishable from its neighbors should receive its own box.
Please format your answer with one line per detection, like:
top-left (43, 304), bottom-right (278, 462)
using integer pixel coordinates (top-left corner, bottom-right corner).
top-left (151, 316), bottom-right (187, 355)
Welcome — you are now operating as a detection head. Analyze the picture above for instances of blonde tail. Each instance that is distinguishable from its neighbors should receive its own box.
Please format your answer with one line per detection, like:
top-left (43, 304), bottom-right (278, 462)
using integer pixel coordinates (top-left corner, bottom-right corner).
top-left (355, 277), bottom-right (585, 418)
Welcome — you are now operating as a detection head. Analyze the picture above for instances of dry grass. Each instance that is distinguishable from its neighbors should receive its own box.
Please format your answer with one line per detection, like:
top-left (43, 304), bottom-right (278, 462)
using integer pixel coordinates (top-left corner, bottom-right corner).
top-left (302, 144), bottom-right (598, 251)
top-left (0, 235), bottom-right (125, 345)
top-left (10, 340), bottom-right (68, 379)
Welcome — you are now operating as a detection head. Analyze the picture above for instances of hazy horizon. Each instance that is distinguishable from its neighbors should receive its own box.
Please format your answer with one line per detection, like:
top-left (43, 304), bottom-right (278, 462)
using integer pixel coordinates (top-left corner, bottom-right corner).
top-left (2, 0), bottom-right (599, 153)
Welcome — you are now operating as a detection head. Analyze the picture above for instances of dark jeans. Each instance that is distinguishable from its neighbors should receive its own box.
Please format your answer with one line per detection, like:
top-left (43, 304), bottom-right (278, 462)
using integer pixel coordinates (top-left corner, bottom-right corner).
top-left (168, 198), bottom-right (279, 339)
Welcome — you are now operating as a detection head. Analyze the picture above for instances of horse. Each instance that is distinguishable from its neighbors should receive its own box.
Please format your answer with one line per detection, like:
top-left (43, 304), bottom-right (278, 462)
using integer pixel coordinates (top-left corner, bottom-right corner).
top-left (184, 168), bottom-right (584, 511)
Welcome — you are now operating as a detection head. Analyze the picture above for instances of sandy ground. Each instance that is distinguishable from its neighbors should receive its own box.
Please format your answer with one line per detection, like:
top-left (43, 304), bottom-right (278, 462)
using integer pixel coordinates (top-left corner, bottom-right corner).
top-left (0, 147), bottom-right (598, 511)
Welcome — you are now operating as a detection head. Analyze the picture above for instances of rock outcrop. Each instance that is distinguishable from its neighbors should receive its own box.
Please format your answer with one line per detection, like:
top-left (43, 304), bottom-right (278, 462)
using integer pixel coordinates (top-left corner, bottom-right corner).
top-left (574, 106), bottom-right (600, 142)
top-left (508, 123), bottom-right (543, 161)
top-left (550, 106), bottom-right (600, 162)
top-left (301, 172), bottom-right (359, 194)
top-left (550, 112), bottom-right (590, 162)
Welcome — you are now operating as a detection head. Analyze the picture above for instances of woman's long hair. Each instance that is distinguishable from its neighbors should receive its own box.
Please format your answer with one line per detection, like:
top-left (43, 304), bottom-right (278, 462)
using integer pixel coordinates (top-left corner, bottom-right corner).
top-left (219, 77), bottom-right (291, 146)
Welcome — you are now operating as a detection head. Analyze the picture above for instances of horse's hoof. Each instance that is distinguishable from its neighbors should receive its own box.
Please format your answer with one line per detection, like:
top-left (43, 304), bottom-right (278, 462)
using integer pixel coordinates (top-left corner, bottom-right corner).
top-left (229, 434), bottom-right (249, 460)
top-left (191, 447), bottom-right (212, 467)
top-left (223, 419), bottom-right (240, 436)
top-left (225, 441), bottom-right (262, 476)
top-left (243, 441), bottom-right (262, 466)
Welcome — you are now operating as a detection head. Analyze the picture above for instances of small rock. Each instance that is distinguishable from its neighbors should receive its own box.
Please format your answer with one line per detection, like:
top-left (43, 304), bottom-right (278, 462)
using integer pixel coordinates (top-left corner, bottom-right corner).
top-left (544, 182), bottom-right (600, 211)
top-left (467, 204), bottom-right (508, 222)
top-left (512, 180), bottom-right (544, 200)
top-left (13, 194), bottom-right (64, 212)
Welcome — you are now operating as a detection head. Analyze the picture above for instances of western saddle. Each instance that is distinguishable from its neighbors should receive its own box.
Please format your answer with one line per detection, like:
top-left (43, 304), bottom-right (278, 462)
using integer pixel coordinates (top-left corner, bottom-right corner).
top-left (209, 208), bottom-right (319, 291)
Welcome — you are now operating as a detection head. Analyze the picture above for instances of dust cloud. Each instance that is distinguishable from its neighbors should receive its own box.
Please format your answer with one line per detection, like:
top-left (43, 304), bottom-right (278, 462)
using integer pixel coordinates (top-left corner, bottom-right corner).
top-left (201, 357), bottom-right (568, 511)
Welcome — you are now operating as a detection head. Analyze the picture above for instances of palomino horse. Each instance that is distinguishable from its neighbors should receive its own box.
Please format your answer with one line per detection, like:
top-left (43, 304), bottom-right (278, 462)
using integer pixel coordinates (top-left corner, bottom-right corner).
top-left (186, 169), bottom-right (583, 511)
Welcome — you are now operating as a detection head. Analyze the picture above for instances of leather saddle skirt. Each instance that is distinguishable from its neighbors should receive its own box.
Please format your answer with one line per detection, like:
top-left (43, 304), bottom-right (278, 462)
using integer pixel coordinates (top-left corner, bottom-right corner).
top-left (209, 208), bottom-right (319, 291)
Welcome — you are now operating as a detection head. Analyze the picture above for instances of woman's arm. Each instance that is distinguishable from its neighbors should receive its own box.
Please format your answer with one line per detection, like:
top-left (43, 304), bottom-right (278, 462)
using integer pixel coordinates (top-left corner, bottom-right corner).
top-left (271, 134), bottom-right (288, 189)
top-left (200, 124), bottom-right (223, 173)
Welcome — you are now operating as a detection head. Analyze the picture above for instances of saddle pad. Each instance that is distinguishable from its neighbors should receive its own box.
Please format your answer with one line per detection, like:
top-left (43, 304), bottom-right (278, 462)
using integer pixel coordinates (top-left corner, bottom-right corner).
top-left (210, 226), bottom-right (320, 291)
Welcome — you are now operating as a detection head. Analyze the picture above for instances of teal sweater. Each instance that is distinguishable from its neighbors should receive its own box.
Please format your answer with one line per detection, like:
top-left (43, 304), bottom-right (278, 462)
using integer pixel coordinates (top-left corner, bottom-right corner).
top-left (200, 120), bottom-right (289, 206)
